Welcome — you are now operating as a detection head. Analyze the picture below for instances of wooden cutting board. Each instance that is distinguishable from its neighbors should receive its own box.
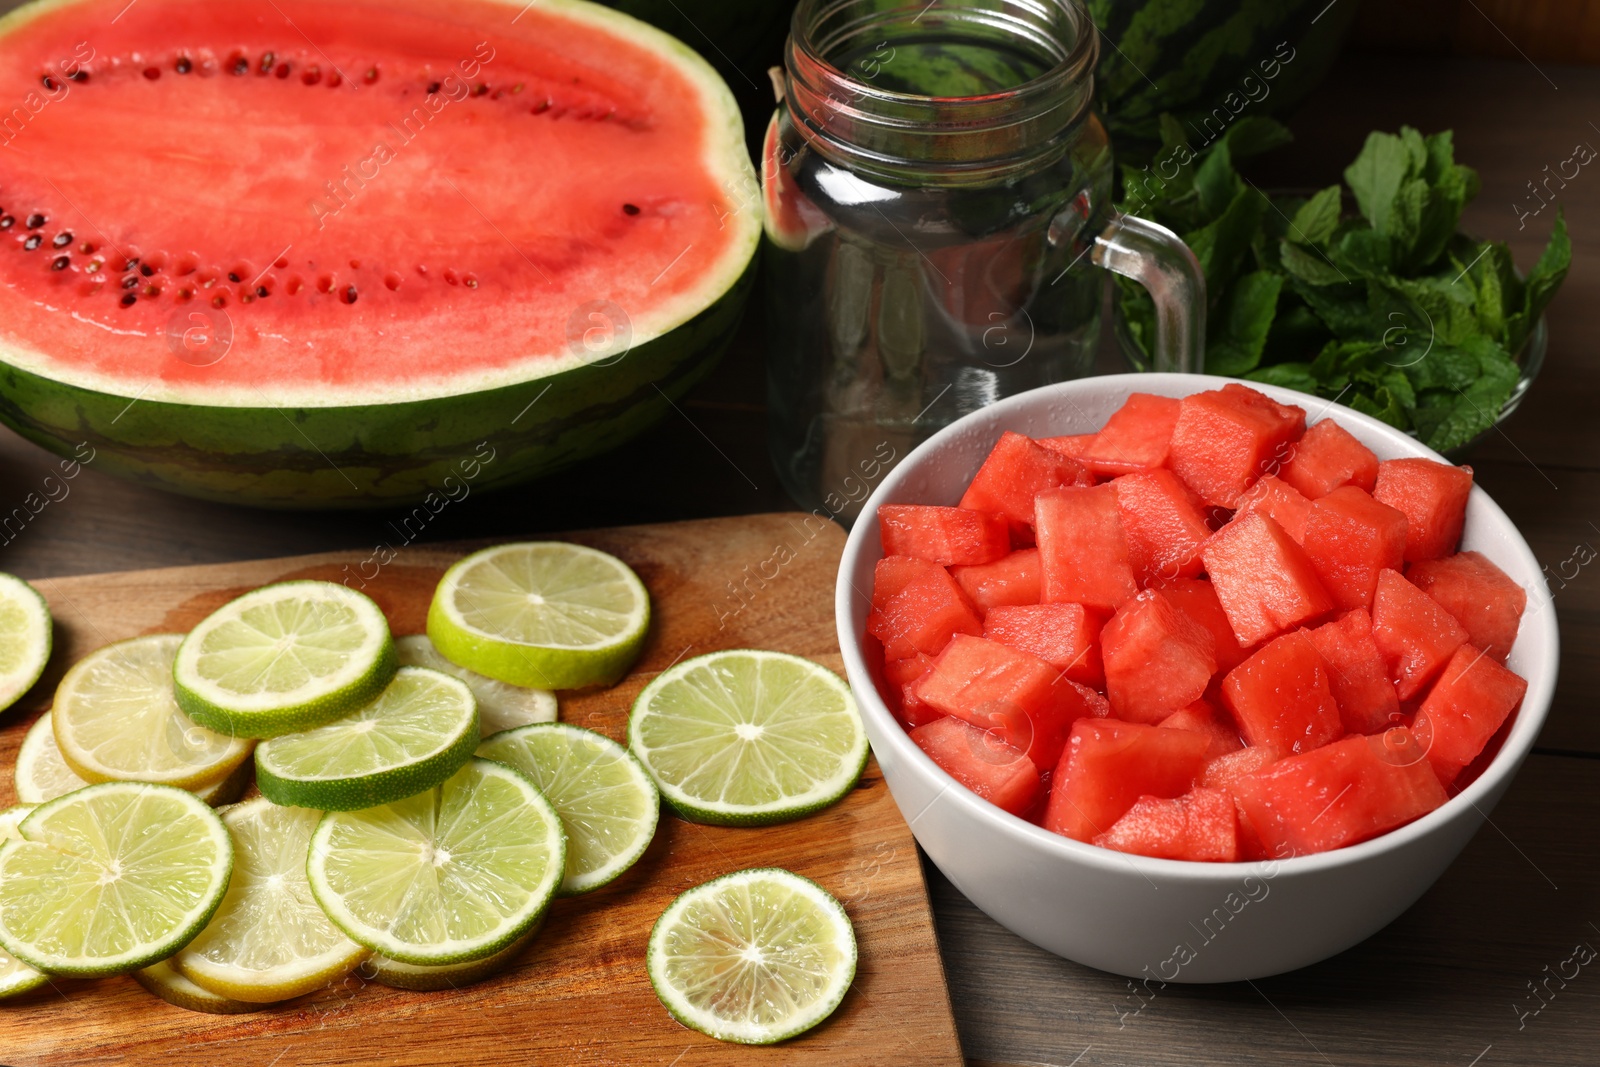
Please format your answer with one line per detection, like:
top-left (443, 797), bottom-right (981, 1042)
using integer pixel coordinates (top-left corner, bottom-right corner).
top-left (0, 513), bottom-right (963, 1067)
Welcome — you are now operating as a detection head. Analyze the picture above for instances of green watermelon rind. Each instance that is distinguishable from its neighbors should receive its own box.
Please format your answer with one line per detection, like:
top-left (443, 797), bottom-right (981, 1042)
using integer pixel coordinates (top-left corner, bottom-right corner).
top-left (0, 0), bottom-right (763, 508)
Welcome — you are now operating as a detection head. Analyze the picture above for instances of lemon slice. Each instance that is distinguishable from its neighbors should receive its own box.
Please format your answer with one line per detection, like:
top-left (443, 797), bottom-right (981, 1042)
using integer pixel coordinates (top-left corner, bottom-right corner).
top-left (0, 573), bottom-right (50, 714)
top-left (647, 868), bottom-right (857, 1044)
top-left (53, 634), bottom-right (254, 789)
top-left (174, 799), bottom-right (368, 1003)
top-left (307, 758), bottom-right (564, 966)
top-left (16, 712), bottom-right (249, 806)
top-left (477, 723), bottom-right (658, 894)
top-left (427, 542), bottom-right (650, 690)
top-left (254, 667), bottom-right (478, 811)
top-left (628, 650), bottom-right (868, 826)
top-left (134, 960), bottom-right (259, 1015)
top-left (174, 580), bottom-right (397, 738)
top-left (395, 634), bottom-right (557, 736)
top-left (0, 782), bottom-right (232, 976)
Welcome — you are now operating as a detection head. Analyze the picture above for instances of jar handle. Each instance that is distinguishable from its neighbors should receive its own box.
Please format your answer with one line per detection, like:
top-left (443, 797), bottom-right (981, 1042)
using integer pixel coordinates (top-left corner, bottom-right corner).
top-left (1091, 213), bottom-right (1206, 374)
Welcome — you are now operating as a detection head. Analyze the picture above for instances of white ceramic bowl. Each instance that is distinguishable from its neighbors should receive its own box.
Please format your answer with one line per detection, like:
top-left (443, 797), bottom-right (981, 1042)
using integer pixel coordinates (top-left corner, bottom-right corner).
top-left (835, 372), bottom-right (1559, 982)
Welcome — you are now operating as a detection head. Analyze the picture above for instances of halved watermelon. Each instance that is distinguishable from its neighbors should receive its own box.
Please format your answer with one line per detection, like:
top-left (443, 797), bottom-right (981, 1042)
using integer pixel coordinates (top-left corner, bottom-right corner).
top-left (0, 0), bottom-right (760, 505)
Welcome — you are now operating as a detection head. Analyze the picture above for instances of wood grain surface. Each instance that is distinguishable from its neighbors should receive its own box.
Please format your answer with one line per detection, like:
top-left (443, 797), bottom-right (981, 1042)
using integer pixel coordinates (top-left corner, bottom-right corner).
top-left (0, 515), bottom-right (963, 1067)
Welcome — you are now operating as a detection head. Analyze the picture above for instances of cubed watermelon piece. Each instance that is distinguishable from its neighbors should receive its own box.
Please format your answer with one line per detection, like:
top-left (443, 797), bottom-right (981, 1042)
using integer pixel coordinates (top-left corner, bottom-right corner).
top-left (866, 566), bottom-right (983, 661)
top-left (883, 653), bottom-right (942, 729)
top-left (1200, 744), bottom-right (1283, 792)
top-left (1037, 433), bottom-right (1096, 459)
top-left (983, 603), bottom-right (1104, 687)
top-left (1301, 486), bottom-right (1408, 611)
top-left (950, 548), bottom-right (1041, 613)
top-left (1160, 699), bottom-right (1244, 759)
top-left (1278, 418), bottom-right (1379, 499)
top-left (1304, 608), bottom-right (1400, 735)
top-left (1101, 591), bottom-right (1218, 724)
top-left (1221, 632), bottom-right (1343, 754)
top-left (1093, 787), bottom-right (1240, 861)
top-left (1078, 393), bottom-right (1181, 477)
top-left (1167, 384), bottom-right (1307, 507)
top-left (1035, 484), bottom-right (1139, 611)
top-left (1158, 578), bottom-right (1253, 672)
top-left (1406, 551), bottom-right (1527, 663)
top-left (1232, 730), bottom-right (1448, 856)
top-left (1372, 458), bottom-right (1474, 562)
top-left (958, 431), bottom-right (1091, 540)
top-left (1371, 569), bottom-right (1468, 700)
top-left (878, 504), bottom-right (1010, 566)
top-left (910, 716), bottom-right (1041, 818)
top-left (871, 555), bottom-right (943, 612)
top-left (1044, 719), bottom-right (1212, 842)
top-left (1232, 474), bottom-right (1315, 544)
top-left (913, 635), bottom-right (1093, 769)
top-left (1412, 644), bottom-right (1528, 776)
top-left (1114, 468), bottom-right (1211, 585)
top-left (1202, 512), bottom-right (1335, 645)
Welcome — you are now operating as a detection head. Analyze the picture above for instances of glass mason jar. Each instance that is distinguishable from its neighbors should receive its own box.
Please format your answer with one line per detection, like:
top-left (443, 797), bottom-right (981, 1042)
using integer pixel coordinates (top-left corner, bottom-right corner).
top-left (762, 0), bottom-right (1204, 523)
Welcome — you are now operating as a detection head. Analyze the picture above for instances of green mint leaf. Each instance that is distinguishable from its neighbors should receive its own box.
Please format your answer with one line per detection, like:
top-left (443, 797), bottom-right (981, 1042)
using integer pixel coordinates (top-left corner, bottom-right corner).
top-left (1279, 240), bottom-right (1348, 286)
top-left (1400, 126), bottom-right (1429, 178)
top-left (1382, 276), bottom-right (1479, 346)
top-left (1387, 178), bottom-right (1428, 258)
top-left (1221, 117), bottom-right (1294, 160)
top-left (1332, 228), bottom-right (1394, 278)
top-left (1193, 139), bottom-right (1239, 218)
top-left (1188, 185), bottom-right (1268, 297)
top-left (1205, 271), bottom-right (1284, 377)
top-left (1416, 337), bottom-right (1520, 452)
top-left (1344, 131), bottom-right (1412, 234)
top-left (1522, 207), bottom-right (1571, 330)
top-left (1287, 186), bottom-right (1342, 247)
top-left (1247, 362), bottom-right (1320, 394)
top-left (1293, 278), bottom-right (1377, 339)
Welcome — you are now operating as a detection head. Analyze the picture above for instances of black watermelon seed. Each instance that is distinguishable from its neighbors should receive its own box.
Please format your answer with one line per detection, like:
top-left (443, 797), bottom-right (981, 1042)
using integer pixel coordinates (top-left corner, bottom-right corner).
top-left (123, 258), bottom-right (138, 271)
top-left (122, 275), bottom-right (139, 289)
top-left (52, 232), bottom-right (71, 248)
top-left (67, 69), bottom-right (87, 83)
top-left (426, 81), bottom-right (442, 94)
top-left (141, 264), bottom-right (156, 277)
top-left (257, 285), bottom-right (270, 298)
top-left (342, 285), bottom-right (358, 304)
top-left (25, 214), bottom-right (44, 229)
top-left (623, 203), bottom-right (640, 215)
top-left (23, 235), bottom-right (41, 251)
top-left (227, 272), bottom-right (241, 283)
top-left (474, 83), bottom-right (489, 96)
top-left (143, 67), bottom-right (160, 80)
top-left (175, 57), bottom-right (192, 74)
top-left (231, 55), bottom-right (249, 75)
top-left (50, 255), bottom-right (68, 270)
top-left (40, 76), bottom-right (57, 91)
top-left (212, 295), bottom-right (226, 308)
top-left (0, 217), bottom-right (12, 230)
top-left (143, 285), bottom-right (160, 297)
top-left (259, 52), bottom-right (275, 74)
top-left (120, 293), bottom-right (136, 307)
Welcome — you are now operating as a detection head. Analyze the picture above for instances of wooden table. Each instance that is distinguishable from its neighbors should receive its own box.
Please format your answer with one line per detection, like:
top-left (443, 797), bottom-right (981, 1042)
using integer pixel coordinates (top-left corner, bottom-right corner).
top-left (0, 50), bottom-right (1595, 1067)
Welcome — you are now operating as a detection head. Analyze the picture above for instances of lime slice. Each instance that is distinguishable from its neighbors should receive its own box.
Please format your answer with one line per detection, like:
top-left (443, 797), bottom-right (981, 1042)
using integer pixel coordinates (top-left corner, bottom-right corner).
top-left (134, 959), bottom-right (259, 1015)
top-left (367, 920), bottom-right (542, 992)
top-left (254, 667), bottom-right (478, 811)
top-left (16, 712), bottom-right (251, 807)
top-left (476, 723), bottom-right (658, 895)
top-left (0, 573), bottom-right (50, 714)
top-left (53, 634), bottom-right (254, 790)
top-left (647, 868), bottom-right (857, 1045)
top-left (0, 806), bottom-right (44, 999)
top-left (307, 757), bottom-right (564, 966)
top-left (427, 542), bottom-right (650, 690)
top-left (173, 799), bottom-right (368, 1003)
top-left (0, 782), bottom-right (233, 976)
top-left (174, 580), bottom-right (397, 738)
top-left (628, 650), bottom-right (868, 826)
top-left (395, 634), bottom-right (558, 736)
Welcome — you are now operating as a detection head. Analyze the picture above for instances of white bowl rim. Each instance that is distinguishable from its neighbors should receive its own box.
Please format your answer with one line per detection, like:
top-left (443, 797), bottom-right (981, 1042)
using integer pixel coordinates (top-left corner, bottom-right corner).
top-left (835, 371), bottom-right (1561, 886)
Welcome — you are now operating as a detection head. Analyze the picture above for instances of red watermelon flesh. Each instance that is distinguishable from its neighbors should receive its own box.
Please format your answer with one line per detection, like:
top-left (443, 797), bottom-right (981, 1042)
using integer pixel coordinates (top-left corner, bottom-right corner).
top-left (1157, 578), bottom-right (1253, 672)
top-left (1232, 731), bottom-right (1448, 856)
top-left (1371, 569), bottom-right (1468, 700)
top-left (1220, 632), bottom-right (1343, 754)
top-left (1202, 511), bottom-right (1334, 646)
top-left (878, 504), bottom-right (1009, 566)
top-left (950, 549), bottom-right (1042, 613)
top-left (1232, 474), bottom-right (1315, 544)
top-left (1406, 551), bottom-right (1527, 663)
top-left (1100, 590), bottom-right (1217, 724)
top-left (1159, 700), bottom-right (1243, 759)
top-left (1037, 433), bottom-right (1096, 460)
top-left (983, 603), bottom-right (1104, 687)
top-left (1114, 468), bottom-right (1211, 584)
top-left (910, 715), bottom-right (1041, 818)
top-left (1078, 392), bottom-right (1181, 476)
top-left (1093, 787), bottom-right (1240, 862)
top-left (1278, 418), bottom-right (1379, 499)
top-left (867, 566), bottom-right (982, 661)
top-left (1044, 719), bottom-right (1211, 842)
top-left (1201, 744), bottom-right (1283, 792)
top-left (0, 0), bottom-right (756, 405)
top-left (1167, 384), bottom-right (1306, 507)
top-left (1373, 458), bottom-right (1474, 562)
top-left (1035, 484), bottom-right (1139, 611)
top-left (1304, 608), bottom-right (1401, 735)
top-left (1301, 486), bottom-right (1408, 611)
top-left (1412, 644), bottom-right (1528, 776)
top-left (959, 431), bottom-right (1090, 539)
top-left (871, 556), bottom-right (943, 612)
top-left (882, 652), bottom-right (942, 730)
